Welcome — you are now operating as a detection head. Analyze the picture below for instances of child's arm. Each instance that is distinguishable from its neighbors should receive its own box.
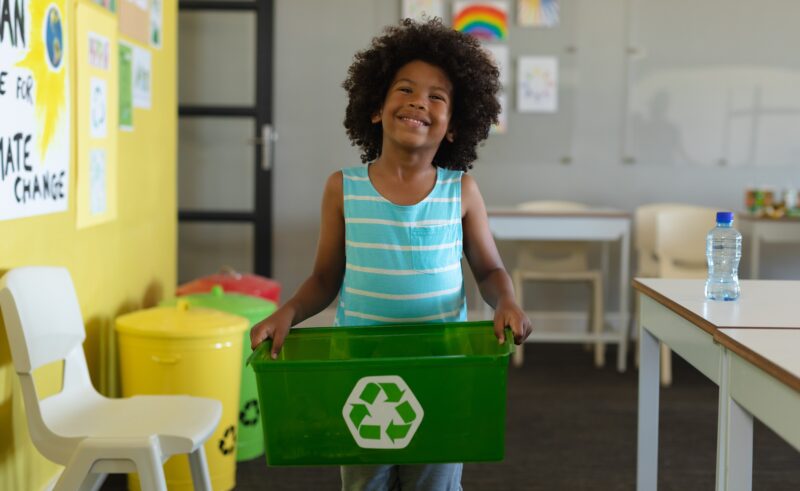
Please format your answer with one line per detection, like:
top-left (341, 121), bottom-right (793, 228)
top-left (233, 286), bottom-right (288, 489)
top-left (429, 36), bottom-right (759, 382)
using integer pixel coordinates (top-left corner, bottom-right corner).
top-left (461, 174), bottom-right (532, 345)
top-left (250, 171), bottom-right (346, 357)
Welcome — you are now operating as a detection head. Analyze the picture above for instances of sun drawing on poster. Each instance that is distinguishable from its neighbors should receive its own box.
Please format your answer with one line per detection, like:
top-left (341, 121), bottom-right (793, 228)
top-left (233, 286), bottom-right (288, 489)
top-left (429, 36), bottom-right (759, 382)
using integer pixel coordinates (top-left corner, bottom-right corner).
top-left (521, 66), bottom-right (555, 102)
top-left (17, 1), bottom-right (68, 161)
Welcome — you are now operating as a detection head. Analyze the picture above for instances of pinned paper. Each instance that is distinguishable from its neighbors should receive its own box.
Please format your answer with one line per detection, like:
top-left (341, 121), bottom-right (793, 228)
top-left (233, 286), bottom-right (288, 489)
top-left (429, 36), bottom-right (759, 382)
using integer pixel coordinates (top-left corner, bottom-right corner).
top-left (453, 1), bottom-right (508, 42)
top-left (1, 0), bottom-right (71, 221)
top-left (76, 3), bottom-right (118, 228)
top-left (517, 56), bottom-right (558, 113)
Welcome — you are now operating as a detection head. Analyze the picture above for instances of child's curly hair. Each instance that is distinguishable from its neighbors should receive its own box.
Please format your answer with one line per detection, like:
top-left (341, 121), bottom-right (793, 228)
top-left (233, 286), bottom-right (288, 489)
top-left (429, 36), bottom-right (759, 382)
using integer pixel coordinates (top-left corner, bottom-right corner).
top-left (342, 18), bottom-right (501, 172)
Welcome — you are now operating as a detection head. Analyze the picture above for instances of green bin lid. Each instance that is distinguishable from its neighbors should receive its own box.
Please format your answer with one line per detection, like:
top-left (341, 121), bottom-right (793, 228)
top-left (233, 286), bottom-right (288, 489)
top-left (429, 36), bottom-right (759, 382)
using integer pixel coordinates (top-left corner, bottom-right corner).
top-left (116, 299), bottom-right (249, 339)
top-left (164, 285), bottom-right (276, 324)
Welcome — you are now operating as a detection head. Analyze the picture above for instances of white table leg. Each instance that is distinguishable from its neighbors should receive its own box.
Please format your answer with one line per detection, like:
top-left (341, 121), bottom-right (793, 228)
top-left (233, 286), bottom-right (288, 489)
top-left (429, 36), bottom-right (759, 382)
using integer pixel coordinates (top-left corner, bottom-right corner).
top-left (716, 350), bottom-right (730, 491)
top-left (618, 228), bottom-right (631, 372)
top-left (637, 325), bottom-right (660, 490)
top-left (724, 396), bottom-right (754, 491)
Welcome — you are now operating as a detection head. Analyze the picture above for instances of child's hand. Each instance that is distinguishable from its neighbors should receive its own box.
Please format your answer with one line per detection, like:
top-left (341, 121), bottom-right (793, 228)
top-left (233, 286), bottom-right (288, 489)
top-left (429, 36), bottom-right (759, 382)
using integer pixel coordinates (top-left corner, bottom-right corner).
top-left (250, 308), bottom-right (294, 359)
top-left (493, 296), bottom-right (532, 345)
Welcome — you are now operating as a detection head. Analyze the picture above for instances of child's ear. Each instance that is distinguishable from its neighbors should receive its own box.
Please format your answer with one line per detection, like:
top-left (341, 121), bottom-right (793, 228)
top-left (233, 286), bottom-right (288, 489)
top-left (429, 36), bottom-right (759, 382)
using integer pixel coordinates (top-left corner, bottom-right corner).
top-left (371, 110), bottom-right (382, 124)
top-left (445, 130), bottom-right (455, 143)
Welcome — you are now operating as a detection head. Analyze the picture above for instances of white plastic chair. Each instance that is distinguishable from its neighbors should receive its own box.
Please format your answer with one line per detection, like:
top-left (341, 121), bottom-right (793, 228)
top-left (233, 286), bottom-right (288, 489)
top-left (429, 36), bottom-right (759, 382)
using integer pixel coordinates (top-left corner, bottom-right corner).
top-left (633, 203), bottom-right (693, 384)
top-left (634, 203), bottom-right (689, 279)
top-left (655, 207), bottom-right (716, 385)
top-left (0, 266), bottom-right (222, 491)
top-left (655, 207), bottom-right (716, 278)
top-left (633, 204), bottom-right (716, 385)
top-left (512, 201), bottom-right (605, 368)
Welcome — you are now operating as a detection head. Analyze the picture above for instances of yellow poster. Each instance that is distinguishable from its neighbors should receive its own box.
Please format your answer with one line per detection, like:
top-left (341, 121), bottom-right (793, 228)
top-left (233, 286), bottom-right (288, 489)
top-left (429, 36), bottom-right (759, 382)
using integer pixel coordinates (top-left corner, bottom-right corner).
top-left (76, 3), bottom-right (118, 228)
top-left (0, 0), bottom-right (71, 221)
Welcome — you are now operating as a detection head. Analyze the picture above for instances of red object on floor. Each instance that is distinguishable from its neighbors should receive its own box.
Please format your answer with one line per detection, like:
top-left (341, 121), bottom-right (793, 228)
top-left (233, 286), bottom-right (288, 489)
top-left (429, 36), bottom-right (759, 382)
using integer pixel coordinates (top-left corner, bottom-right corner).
top-left (177, 269), bottom-right (281, 304)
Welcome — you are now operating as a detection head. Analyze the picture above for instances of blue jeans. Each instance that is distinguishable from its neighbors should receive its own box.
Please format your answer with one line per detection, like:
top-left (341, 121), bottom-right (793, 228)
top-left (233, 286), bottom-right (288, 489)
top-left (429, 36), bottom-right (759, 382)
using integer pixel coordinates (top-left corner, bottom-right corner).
top-left (341, 463), bottom-right (463, 491)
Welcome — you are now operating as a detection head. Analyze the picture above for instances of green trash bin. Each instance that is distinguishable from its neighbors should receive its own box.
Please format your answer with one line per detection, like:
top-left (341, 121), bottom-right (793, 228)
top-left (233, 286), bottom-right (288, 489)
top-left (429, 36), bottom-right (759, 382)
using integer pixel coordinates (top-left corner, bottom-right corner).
top-left (249, 321), bottom-right (513, 466)
top-left (163, 286), bottom-right (277, 461)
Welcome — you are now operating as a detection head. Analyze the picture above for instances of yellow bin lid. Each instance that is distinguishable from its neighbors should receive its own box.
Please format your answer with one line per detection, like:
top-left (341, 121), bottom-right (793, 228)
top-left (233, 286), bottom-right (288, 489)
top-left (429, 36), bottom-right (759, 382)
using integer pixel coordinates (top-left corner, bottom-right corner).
top-left (116, 299), bottom-right (249, 339)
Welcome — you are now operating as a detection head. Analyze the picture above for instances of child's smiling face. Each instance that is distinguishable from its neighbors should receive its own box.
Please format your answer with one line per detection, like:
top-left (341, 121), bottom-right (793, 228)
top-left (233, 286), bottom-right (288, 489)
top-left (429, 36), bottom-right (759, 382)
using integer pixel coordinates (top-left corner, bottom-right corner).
top-left (372, 60), bottom-right (455, 155)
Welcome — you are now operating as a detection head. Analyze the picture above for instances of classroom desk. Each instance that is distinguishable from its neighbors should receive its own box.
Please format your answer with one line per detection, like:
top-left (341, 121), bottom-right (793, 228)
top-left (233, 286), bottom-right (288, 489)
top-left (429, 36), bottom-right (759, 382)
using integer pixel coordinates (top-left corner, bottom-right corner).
top-left (634, 278), bottom-right (800, 491)
top-left (739, 214), bottom-right (800, 279)
top-left (715, 328), bottom-right (800, 491)
top-left (487, 209), bottom-right (631, 372)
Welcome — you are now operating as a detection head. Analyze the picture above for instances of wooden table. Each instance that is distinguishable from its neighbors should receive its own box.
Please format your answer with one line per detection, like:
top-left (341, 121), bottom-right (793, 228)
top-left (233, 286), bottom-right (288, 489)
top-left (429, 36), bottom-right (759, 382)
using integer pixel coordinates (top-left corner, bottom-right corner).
top-left (739, 214), bottom-right (800, 279)
top-left (634, 278), bottom-right (800, 490)
top-left (487, 209), bottom-right (631, 372)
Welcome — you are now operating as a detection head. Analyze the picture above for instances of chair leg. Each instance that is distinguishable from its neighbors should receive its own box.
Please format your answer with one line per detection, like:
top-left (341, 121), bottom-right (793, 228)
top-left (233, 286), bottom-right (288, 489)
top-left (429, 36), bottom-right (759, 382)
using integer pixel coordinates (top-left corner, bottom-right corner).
top-left (86, 473), bottom-right (107, 491)
top-left (660, 343), bottom-right (673, 387)
top-left (617, 327), bottom-right (628, 373)
top-left (512, 344), bottom-right (524, 367)
top-left (132, 445), bottom-right (168, 491)
top-left (53, 439), bottom-right (168, 491)
top-left (188, 446), bottom-right (213, 491)
top-left (53, 451), bottom-right (97, 491)
top-left (592, 278), bottom-right (606, 368)
top-left (511, 270), bottom-right (525, 367)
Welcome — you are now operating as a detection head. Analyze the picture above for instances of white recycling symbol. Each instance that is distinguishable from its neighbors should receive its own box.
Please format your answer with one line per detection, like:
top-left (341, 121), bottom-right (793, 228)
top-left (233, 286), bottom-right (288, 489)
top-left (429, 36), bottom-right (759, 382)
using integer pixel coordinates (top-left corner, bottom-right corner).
top-left (342, 375), bottom-right (424, 449)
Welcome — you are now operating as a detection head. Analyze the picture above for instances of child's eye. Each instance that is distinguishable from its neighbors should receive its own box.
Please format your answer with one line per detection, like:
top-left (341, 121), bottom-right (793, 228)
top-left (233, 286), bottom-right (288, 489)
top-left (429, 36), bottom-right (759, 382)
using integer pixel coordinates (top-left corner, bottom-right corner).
top-left (398, 87), bottom-right (412, 93)
top-left (430, 94), bottom-right (445, 101)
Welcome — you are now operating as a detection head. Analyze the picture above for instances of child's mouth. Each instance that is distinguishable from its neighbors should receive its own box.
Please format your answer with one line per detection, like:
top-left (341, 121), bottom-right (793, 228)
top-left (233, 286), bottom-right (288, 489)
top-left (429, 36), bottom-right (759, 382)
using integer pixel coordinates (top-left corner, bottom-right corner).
top-left (399, 116), bottom-right (429, 127)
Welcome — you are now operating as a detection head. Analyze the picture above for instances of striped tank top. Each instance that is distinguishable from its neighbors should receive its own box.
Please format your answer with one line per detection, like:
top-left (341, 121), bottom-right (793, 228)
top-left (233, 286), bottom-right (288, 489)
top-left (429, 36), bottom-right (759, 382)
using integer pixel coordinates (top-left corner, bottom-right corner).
top-left (333, 165), bottom-right (467, 326)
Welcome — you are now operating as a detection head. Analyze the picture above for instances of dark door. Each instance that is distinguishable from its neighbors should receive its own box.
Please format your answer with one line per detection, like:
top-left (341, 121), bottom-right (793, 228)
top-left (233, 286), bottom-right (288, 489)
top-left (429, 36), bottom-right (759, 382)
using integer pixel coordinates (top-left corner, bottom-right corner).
top-left (177, 0), bottom-right (274, 281)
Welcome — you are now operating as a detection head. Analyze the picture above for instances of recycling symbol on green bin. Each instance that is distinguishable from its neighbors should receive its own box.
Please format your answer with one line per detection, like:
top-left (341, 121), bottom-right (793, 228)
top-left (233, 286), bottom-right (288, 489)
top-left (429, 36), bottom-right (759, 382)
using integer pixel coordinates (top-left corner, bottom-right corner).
top-left (240, 399), bottom-right (260, 427)
top-left (342, 375), bottom-right (424, 450)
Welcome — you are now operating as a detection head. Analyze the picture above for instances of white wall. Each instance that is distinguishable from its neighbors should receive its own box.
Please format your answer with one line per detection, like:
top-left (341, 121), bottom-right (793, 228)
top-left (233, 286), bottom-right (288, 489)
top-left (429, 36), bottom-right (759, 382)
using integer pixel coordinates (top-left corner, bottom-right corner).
top-left (272, 0), bottom-right (800, 305)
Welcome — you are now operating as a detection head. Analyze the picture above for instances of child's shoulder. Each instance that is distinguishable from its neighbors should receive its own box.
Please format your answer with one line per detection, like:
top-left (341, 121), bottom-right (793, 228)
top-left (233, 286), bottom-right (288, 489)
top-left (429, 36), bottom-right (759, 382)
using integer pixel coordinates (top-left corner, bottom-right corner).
top-left (323, 170), bottom-right (345, 196)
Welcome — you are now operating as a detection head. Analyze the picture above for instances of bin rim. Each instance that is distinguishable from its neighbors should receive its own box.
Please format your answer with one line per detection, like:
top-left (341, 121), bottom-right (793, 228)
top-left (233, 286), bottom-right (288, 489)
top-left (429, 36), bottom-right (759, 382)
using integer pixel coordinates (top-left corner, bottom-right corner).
top-left (161, 292), bottom-right (277, 320)
top-left (116, 306), bottom-right (249, 339)
top-left (247, 321), bottom-right (514, 368)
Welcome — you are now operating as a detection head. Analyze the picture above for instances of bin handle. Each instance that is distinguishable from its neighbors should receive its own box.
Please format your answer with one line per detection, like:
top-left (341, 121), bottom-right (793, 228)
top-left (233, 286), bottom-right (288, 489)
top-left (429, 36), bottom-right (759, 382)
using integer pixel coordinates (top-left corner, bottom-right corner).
top-left (151, 354), bottom-right (182, 365)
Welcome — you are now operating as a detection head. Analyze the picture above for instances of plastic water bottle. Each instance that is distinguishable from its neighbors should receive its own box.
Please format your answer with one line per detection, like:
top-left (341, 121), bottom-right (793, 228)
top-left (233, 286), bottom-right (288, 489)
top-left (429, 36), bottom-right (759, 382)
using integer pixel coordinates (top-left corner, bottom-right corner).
top-left (705, 211), bottom-right (742, 301)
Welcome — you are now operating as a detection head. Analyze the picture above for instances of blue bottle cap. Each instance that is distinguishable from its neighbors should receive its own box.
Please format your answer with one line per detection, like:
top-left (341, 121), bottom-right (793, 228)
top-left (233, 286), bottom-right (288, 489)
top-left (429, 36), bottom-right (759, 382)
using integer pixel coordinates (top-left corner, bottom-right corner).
top-left (716, 211), bottom-right (734, 223)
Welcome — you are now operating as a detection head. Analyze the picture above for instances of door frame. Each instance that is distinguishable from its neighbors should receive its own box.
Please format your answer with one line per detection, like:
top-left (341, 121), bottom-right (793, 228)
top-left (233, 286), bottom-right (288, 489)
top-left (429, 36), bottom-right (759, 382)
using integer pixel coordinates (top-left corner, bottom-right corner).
top-left (178, 0), bottom-right (274, 276)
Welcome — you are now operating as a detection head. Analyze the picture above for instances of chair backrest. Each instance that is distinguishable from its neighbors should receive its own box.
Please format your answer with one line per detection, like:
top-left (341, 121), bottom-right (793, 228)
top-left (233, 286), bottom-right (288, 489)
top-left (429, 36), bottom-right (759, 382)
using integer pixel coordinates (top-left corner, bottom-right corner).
top-left (655, 206), bottom-right (718, 278)
top-left (0, 266), bottom-right (86, 373)
top-left (634, 202), bottom-right (698, 277)
top-left (515, 200), bottom-right (590, 272)
top-left (0, 267), bottom-right (101, 462)
top-left (517, 200), bottom-right (588, 213)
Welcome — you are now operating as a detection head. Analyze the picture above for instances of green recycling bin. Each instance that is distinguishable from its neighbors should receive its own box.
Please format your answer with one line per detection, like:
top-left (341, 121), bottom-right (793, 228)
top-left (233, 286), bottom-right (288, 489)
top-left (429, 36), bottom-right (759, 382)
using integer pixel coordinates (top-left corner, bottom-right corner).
top-left (163, 286), bottom-right (276, 461)
top-left (249, 321), bottom-right (513, 466)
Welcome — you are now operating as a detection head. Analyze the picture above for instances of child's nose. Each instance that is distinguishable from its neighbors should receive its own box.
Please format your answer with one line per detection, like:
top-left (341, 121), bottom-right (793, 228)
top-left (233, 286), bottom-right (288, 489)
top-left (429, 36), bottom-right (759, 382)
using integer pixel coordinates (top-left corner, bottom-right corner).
top-left (407, 100), bottom-right (427, 110)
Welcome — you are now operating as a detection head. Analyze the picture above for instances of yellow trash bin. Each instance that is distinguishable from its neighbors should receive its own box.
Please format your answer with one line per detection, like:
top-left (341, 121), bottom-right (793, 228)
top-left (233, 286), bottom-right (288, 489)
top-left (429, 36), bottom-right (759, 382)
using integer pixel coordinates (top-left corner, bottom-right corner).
top-left (116, 300), bottom-right (249, 491)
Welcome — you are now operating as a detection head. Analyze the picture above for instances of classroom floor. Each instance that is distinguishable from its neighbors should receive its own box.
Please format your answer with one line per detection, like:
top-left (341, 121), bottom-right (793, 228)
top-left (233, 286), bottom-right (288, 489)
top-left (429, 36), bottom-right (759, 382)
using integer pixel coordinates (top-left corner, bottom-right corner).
top-left (102, 343), bottom-right (799, 490)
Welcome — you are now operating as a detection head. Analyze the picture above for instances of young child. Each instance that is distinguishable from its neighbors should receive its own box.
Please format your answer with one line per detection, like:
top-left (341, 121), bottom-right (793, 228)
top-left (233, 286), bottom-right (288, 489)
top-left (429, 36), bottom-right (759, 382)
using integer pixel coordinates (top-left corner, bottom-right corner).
top-left (251, 18), bottom-right (532, 490)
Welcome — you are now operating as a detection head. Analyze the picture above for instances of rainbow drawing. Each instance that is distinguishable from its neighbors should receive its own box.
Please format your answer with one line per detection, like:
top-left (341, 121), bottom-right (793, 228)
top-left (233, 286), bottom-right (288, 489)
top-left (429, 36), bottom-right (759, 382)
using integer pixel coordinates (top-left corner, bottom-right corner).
top-left (453, 1), bottom-right (508, 42)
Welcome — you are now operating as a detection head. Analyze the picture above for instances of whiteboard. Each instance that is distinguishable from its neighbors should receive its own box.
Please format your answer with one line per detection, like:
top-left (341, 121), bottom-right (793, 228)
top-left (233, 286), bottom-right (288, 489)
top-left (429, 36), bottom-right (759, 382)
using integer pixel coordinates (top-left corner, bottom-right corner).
top-left (623, 0), bottom-right (800, 167)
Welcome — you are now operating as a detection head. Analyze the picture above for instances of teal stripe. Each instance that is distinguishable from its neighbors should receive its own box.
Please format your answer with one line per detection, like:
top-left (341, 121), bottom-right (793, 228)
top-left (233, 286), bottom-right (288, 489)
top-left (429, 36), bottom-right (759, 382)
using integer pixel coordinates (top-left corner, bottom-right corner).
top-left (342, 295), bottom-right (466, 322)
top-left (336, 165), bottom-right (466, 327)
top-left (345, 200), bottom-right (459, 221)
top-left (344, 223), bottom-right (460, 246)
top-left (344, 268), bottom-right (462, 294)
